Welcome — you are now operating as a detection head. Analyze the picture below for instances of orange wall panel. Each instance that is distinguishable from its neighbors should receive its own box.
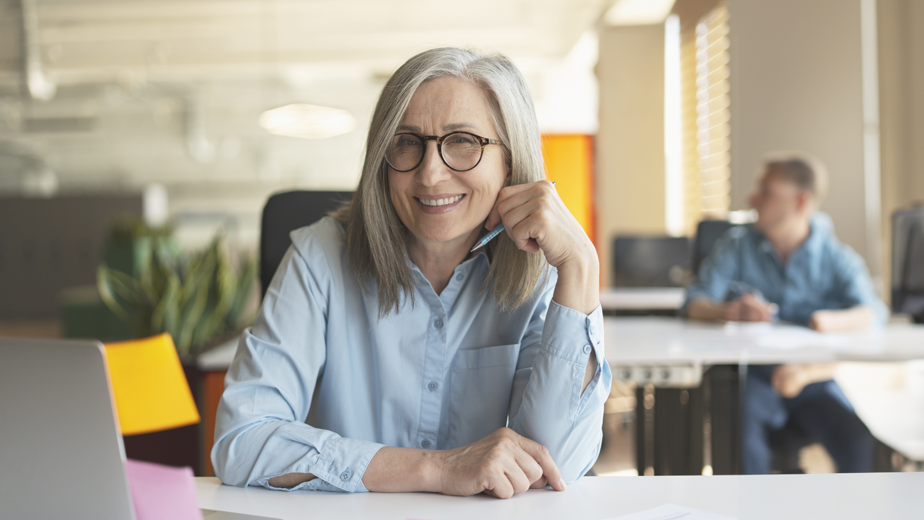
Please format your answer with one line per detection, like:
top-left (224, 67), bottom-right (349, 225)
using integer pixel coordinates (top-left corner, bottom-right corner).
top-left (542, 134), bottom-right (596, 246)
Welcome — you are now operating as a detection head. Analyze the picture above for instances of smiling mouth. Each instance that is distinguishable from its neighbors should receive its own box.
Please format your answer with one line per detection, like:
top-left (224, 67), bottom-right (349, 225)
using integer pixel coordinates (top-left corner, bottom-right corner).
top-left (417, 194), bottom-right (464, 207)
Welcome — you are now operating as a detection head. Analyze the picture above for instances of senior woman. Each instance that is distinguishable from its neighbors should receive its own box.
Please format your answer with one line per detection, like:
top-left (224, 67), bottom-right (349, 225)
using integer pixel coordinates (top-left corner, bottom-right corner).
top-left (212, 47), bottom-right (611, 499)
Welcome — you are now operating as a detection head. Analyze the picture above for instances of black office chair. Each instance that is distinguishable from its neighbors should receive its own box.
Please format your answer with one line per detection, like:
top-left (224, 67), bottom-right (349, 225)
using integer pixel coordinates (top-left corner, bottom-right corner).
top-left (891, 204), bottom-right (924, 324)
top-left (691, 219), bottom-right (737, 276)
top-left (260, 190), bottom-right (353, 300)
top-left (611, 235), bottom-right (692, 287)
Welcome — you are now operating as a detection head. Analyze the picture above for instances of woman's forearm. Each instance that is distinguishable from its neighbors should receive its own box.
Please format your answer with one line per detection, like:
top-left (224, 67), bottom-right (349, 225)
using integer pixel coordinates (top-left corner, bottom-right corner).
top-left (268, 447), bottom-right (439, 492)
top-left (361, 447), bottom-right (440, 492)
top-left (551, 243), bottom-right (600, 317)
top-left (552, 251), bottom-right (600, 393)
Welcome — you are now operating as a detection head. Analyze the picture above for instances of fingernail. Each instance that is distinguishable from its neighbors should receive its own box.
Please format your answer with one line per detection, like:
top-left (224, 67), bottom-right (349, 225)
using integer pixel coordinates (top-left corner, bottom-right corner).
top-left (559, 479), bottom-right (567, 490)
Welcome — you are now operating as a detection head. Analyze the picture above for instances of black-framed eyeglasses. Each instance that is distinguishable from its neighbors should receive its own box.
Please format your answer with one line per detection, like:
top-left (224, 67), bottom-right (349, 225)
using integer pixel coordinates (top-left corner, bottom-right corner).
top-left (384, 131), bottom-right (502, 173)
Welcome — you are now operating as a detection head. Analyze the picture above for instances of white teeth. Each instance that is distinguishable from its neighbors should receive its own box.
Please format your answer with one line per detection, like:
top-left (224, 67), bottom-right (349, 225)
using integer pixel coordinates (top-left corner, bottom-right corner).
top-left (421, 195), bottom-right (463, 207)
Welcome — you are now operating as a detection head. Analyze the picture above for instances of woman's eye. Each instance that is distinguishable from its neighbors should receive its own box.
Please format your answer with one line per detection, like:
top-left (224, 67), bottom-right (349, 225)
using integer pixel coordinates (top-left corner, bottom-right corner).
top-left (449, 135), bottom-right (476, 145)
top-left (397, 138), bottom-right (421, 147)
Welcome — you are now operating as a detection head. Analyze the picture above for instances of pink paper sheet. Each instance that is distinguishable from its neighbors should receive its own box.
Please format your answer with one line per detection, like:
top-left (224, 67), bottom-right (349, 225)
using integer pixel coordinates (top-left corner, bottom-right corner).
top-left (125, 458), bottom-right (203, 520)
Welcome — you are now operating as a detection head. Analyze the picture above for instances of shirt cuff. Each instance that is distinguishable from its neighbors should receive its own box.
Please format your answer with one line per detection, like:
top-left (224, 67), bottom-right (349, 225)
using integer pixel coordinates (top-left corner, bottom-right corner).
top-left (257, 436), bottom-right (384, 493)
top-left (542, 301), bottom-right (606, 418)
top-left (542, 300), bottom-right (604, 365)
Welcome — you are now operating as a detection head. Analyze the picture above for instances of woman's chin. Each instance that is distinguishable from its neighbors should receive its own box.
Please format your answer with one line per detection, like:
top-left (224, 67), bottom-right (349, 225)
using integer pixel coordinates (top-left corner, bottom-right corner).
top-left (409, 226), bottom-right (479, 248)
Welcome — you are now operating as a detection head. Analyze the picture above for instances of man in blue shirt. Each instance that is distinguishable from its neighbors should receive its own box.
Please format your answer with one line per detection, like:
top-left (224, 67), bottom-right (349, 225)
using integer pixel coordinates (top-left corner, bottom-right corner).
top-left (683, 153), bottom-right (888, 474)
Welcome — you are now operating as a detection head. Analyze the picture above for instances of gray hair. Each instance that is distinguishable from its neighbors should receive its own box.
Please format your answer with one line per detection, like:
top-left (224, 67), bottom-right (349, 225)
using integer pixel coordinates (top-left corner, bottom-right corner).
top-left (763, 151), bottom-right (829, 204)
top-left (333, 47), bottom-right (548, 317)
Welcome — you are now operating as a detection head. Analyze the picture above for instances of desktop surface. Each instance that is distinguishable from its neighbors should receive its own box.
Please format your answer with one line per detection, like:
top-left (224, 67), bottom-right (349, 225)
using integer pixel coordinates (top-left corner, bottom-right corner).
top-left (604, 316), bottom-right (924, 366)
top-left (196, 473), bottom-right (924, 520)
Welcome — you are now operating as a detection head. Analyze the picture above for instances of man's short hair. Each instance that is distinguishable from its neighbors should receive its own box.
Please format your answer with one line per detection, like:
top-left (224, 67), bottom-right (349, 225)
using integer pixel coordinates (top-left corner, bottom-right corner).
top-left (763, 152), bottom-right (829, 204)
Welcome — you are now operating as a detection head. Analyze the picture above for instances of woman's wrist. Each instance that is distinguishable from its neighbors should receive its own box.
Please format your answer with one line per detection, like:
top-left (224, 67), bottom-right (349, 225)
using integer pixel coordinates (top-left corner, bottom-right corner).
top-left (363, 447), bottom-right (444, 493)
top-left (552, 245), bottom-right (600, 315)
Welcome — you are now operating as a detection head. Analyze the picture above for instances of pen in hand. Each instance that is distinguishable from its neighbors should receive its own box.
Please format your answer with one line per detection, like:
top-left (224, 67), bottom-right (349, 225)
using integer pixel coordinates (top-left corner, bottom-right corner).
top-left (471, 182), bottom-right (555, 253)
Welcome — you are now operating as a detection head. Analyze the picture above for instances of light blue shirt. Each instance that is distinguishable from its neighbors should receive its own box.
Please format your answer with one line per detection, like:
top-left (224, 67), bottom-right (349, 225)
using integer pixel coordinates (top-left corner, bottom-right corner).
top-left (212, 217), bottom-right (611, 492)
top-left (683, 213), bottom-right (888, 326)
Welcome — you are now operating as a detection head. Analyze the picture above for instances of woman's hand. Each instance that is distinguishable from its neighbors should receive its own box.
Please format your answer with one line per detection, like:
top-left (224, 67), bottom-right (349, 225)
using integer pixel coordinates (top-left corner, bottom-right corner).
top-left (486, 181), bottom-right (595, 270)
top-left (435, 427), bottom-right (565, 499)
top-left (486, 180), bottom-right (599, 315)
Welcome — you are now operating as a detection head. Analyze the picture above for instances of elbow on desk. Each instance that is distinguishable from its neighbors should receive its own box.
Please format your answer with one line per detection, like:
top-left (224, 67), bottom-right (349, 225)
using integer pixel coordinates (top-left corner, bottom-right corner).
top-left (549, 427), bottom-right (603, 484)
top-left (210, 436), bottom-right (255, 488)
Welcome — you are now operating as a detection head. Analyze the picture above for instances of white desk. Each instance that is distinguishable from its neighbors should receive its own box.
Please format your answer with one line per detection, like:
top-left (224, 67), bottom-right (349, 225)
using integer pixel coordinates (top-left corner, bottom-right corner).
top-left (603, 317), bottom-right (924, 473)
top-left (196, 473), bottom-right (924, 520)
top-left (600, 288), bottom-right (685, 313)
top-left (604, 316), bottom-right (924, 367)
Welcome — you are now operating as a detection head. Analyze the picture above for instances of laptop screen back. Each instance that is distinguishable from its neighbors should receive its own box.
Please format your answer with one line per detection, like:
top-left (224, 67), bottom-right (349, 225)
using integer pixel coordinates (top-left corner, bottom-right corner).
top-left (0, 338), bottom-right (135, 520)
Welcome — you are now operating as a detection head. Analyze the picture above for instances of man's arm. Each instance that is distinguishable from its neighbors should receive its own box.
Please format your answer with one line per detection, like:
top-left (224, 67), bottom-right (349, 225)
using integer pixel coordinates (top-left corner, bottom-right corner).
top-left (687, 294), bottom-right (775, 322)
top-left (686, 298), bottom-right (728, 321)
top-left (809, 306), bottom-right (876, 332)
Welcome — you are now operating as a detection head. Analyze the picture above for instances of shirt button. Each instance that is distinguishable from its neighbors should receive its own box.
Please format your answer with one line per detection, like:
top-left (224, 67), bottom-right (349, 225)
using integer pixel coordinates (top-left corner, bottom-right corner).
top-left (583, 344), bottom-right (592, 354)
top-left (421, 440), bottom-right (431, 448)
top-left (455, 273), bottom-right (464, 282)
top-left (434, 318), bottom-right (443, 329)
top-left (427, 381), bottom-right (439, 391)
top-left (340, 469), bottom-right (352, 481)
top-left (588, 324), bottom-right (596, 336)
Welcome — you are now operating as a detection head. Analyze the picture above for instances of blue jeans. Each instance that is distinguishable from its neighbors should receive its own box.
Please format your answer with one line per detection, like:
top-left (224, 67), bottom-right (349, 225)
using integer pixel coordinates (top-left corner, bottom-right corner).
top-left (741, 365), bottom-right (874, 474)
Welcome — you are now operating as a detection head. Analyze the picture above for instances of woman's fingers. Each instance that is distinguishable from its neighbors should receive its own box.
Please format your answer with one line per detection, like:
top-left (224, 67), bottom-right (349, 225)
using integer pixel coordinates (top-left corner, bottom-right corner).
top-left (516, 435), bottom-right (565, 491)
top-left (485, 181), bottom-right (555, 230)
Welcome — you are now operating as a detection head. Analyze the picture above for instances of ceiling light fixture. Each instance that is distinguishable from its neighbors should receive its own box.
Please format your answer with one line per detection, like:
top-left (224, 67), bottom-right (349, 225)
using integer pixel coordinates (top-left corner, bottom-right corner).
top-left (604, 0), bottom-right (677, 26)
top-left (258, 103), bottom-right (356, 139)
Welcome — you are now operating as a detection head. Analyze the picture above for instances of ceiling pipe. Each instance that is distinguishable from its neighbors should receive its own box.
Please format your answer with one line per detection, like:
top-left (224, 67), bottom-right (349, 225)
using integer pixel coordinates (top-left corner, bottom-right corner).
top-left (19, 0), bottom-right (56, 101)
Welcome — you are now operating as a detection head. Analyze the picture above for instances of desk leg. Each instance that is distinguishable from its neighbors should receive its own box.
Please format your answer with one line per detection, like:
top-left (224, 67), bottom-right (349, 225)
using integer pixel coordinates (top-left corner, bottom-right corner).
top-left (706, 365), bottom-right (740, 475)
top-left (653, 387), bottom-right (704, 475)
top-left (635, 385), bottom-right (647, 475)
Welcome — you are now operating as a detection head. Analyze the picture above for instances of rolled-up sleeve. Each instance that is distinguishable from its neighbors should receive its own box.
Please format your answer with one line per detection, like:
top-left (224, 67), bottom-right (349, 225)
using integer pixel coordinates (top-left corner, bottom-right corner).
top-left (508, 288), bottom-right (611, 483)
top-left (211, 245), bottom-right (383, 493)
top-left (831, 245), bottom-right (890, 326)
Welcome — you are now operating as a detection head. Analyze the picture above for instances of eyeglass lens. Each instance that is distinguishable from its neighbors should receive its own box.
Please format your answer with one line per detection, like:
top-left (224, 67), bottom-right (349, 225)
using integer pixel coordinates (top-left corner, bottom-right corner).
top-left (386, 133), bottom-right (485, 172)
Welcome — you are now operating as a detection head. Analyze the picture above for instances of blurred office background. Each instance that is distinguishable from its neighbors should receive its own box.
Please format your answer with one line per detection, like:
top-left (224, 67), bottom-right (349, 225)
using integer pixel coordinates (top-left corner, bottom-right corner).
top-left (1, 0), bottom-right (923, 476)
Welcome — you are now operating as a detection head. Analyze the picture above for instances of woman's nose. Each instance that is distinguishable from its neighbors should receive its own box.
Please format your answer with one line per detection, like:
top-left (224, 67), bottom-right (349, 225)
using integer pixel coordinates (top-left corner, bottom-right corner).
top-left (416, 141), bottom-right (452, 186)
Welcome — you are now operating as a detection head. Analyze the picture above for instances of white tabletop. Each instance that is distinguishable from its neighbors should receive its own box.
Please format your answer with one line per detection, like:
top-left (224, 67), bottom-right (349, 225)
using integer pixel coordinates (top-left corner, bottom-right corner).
top-left (604, 316), bottom-right (924, 367)
top-left (600, 288), bottom-right (685, 311)
top-left (196, 473), bottom-right (924, 520)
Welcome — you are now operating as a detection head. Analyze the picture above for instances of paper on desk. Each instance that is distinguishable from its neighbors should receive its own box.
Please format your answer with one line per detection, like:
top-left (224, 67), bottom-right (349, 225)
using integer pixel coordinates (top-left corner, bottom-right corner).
top-left (723, 322), bottom-right (850, 349)
top-left (604, 503), bottom-right (737, 520)
top-left (125, 458), bottom-right (204, 520)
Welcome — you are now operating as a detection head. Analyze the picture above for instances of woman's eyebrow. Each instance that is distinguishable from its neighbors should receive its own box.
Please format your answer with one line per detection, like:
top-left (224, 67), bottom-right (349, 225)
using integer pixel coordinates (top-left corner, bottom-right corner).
top-left (443, 123), bottom-right (479, 132)
top-left (397, 124), bottom-right (422, 132)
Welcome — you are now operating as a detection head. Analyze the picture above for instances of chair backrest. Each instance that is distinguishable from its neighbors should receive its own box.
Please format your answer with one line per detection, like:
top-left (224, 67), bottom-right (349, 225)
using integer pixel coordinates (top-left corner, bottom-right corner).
top-left (611, 235), bottom-right (691, 287)
top-left (260, 190), bottom-right (353, 299)
top-left (891, 204), bottom-right (924, 322)
top-left (104, 333), bottom-right (200, 436)
top-left (692, 219), bottom-right (739, 276)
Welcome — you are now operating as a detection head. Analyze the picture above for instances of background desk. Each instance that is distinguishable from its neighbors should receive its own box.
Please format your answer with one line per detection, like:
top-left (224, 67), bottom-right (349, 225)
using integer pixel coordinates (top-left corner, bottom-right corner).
top-left (603, 317), bottom-right (924, 475)
top-left (600, 288), bottom-right (684, 316)
top-left (196, 473), bottom-right (924, 520)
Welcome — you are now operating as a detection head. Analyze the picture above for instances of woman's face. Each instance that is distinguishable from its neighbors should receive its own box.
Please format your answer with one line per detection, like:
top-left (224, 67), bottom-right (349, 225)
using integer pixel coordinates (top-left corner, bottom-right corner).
top-left (388, 76), bottom-right (508, 252)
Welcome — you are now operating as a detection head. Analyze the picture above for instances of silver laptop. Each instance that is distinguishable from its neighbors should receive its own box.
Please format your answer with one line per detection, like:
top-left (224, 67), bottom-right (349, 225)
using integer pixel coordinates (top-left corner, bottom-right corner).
top-left (0, 337), bottom-right (277, 520)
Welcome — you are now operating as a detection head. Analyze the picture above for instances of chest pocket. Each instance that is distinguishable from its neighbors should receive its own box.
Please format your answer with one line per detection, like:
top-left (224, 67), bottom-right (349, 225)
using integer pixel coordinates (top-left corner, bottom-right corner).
top-left (447, 343), bottom-right (520, 449)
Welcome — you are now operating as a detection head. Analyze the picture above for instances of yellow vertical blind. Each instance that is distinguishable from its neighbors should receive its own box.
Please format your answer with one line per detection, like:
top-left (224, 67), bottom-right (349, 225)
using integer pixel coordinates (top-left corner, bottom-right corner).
top-left (675, 0), bottom-right (731, 234)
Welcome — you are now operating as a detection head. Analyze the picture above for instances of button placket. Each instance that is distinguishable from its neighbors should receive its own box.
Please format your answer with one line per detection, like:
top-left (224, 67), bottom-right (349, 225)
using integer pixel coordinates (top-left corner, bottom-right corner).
top-left (415, 307), bottom-right (446, 455)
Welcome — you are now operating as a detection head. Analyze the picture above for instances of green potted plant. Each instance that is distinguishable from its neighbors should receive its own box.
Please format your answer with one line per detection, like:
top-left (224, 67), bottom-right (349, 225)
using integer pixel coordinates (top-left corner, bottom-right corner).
top-left (97, 233), bottom-right (256, 358)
